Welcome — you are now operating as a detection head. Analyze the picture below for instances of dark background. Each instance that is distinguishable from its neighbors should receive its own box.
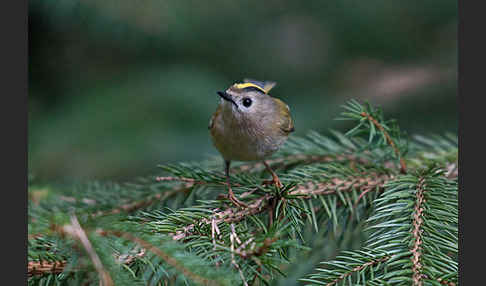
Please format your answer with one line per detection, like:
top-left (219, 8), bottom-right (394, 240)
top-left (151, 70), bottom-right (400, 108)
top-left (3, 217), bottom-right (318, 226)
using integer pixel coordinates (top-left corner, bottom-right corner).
top-left (28, 0), bottom-right (457, 182)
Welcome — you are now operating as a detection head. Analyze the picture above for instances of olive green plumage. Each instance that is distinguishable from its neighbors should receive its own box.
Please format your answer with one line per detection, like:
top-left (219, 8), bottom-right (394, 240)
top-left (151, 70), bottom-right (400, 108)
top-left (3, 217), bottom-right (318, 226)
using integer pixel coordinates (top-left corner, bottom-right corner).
top-left (209, 79), bottom-right (294, 206)
top-left (209, 80), bottom-right (294, 161)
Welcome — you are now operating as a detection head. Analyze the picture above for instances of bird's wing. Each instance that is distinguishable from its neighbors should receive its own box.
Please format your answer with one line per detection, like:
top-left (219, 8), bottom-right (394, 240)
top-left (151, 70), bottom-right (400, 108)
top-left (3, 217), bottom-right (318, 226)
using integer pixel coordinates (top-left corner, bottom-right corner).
top-left (273, 98), bottom-right (295, 134)
top-left (208, 104), bottom-right (222, 130)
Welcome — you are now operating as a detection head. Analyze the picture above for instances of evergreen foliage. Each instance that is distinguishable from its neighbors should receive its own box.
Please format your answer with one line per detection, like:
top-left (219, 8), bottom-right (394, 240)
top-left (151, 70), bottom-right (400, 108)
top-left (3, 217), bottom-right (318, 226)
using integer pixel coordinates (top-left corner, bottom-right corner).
top-left (28, 100), bottom-right (458, 285)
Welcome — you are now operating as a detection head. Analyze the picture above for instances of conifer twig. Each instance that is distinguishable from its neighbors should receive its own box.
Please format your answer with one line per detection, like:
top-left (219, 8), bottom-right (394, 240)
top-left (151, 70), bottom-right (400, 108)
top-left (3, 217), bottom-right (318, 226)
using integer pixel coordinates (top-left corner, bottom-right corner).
top-left (437, 278), bottom-right (456, 286)
top-left (360, 111), bottom-right (407, 173)
top-left (29, 100), bottom-right (457, 285)
top-left (156, 176), bottom-right (239, 187)
top-left (230, 224), bottom-right (248, 286)
top-left (290, 174), bottom-right (390, 198)
top-left (97, 229), bottom-right (222, 286)
top-left (172, 194), bottom-right (272, 240)
top-left (91, 188), bottom-right (184, 218)
top-left (234, 237), bottom-right (278, 259)
top-left (28, 249), bottom-right (148, 277)
top-left (325, 255), bottom-right (391, 286)
top-left (28, 260), bottom-right (67, 276)
top-left (114, 248), bottom-right (146, 265)
top-left (171, 174), bottom-right (389, 240)
top-left (62, 215), bottom-right (114, 286)
top-left (411, 177), bottom-right (426, 286)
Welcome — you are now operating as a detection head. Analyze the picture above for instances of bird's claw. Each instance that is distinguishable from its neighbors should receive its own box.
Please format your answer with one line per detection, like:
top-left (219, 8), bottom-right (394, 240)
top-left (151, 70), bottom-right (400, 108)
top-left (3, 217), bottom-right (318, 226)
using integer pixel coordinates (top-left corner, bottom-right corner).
top-left (228, 192), bottom-right (248, 208)
top-left (224, 186), bottom-right (248, 208)
top-left (262, 177), bottom-right (284, 189)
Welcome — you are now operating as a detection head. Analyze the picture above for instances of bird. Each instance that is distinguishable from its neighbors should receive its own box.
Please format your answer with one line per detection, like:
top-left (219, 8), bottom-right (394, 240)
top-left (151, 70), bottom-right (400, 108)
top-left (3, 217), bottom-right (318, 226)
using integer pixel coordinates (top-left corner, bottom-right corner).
top-left (209, 79), bottom-right (294, 207)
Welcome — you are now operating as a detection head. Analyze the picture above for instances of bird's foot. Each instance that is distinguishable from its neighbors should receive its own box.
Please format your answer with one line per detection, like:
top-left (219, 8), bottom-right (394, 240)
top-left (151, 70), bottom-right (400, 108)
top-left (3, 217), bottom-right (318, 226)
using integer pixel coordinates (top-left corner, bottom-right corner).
top-left (228, 193), bottom-right (248, 208)
top-left (262, 176), bottom-right (284, 189)
top-left (227, 188), bottom-right (248, 208)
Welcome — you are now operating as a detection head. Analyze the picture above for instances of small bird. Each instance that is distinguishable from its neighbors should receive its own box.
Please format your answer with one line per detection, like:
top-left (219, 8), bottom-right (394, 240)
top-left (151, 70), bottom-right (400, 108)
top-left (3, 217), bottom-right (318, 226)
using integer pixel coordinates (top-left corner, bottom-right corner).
top-left (209, 79), bottom-right (294, 206)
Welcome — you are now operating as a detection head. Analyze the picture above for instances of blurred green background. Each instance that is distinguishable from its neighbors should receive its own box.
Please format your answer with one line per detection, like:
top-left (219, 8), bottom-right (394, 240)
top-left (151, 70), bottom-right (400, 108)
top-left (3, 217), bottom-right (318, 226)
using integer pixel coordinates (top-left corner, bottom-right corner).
top-left (28, 0), bottom-right (457, 182)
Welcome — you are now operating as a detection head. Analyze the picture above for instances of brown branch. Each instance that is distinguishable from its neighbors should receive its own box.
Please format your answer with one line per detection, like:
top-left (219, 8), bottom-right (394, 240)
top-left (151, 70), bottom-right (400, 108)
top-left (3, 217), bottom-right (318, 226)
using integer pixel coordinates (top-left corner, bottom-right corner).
top-left (115, 248), bottom-right (146, 265)
top-left (62, 215), bottom-right (114, 286)
top-left (326, 255), bottom-right (391, 286)
top-left (437, 278), bottom-right (456, 286)
top-left (360, 111), bottom-right (407, 174)
top-left (28, 247), bottom-right (147, 277)
top-left (229, 224), bottom-right (248, 286)
top-left (29, 173), bottom-right (390, 277)
top-left (155, 176), bottom-right (199, 187)
top-left (289, 174), bottom-right (390, 198)
top-left (156, 176), bottom-right (242, 187)
top-left (420, 274), bottom-right (456, 286)
top-left (28, 233), bottom-right (44, 240)
top-left (172, 194), bottom-right (272, 240)
top-left (28, 260), bottom-right (67, 277)
top-left (170, 174), bottom-right (390, 241)
top-left (30, 227), bottom-right (221, 285)
top-left (411, 178), bottom-right (426, 286)
top-left (234, 237), bottom-right (278, 259)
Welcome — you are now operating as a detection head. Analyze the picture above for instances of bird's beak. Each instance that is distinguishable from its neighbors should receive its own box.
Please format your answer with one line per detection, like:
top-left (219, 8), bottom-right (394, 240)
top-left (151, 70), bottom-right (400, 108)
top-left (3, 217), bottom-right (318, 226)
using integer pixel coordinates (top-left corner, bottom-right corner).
top-left (217, 91), bottom-right (238, 108)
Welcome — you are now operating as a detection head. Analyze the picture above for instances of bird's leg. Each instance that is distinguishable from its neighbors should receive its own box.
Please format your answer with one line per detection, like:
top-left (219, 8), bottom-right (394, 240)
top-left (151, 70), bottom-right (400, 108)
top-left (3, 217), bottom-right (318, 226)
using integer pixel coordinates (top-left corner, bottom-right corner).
top-left (224, 160), bottom-right (247, 207)
top-left (262, 161), bottom-right (283, 189)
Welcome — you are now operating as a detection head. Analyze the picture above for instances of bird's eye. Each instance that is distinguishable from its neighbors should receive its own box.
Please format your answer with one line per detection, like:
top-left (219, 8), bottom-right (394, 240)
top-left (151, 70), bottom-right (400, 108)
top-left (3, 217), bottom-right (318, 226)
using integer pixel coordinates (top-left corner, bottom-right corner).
top-left (242, 98), bottom-right (252, 107)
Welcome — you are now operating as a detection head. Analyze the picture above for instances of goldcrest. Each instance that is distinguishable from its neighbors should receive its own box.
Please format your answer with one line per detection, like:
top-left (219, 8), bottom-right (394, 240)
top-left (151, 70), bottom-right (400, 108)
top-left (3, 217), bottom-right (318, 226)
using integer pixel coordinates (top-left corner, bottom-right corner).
top-left (209, 79), bottom-right (294, 206)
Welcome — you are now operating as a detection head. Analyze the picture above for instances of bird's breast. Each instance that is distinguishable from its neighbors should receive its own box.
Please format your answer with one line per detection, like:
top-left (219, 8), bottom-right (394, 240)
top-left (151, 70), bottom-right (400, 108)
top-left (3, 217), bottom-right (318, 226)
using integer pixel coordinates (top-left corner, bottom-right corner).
top-left (210, 111), bottom-right (288, 161)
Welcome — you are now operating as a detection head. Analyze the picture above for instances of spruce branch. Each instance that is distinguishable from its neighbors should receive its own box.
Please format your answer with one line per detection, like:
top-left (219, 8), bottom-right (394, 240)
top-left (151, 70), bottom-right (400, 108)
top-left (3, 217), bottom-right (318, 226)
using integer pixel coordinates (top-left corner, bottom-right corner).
top-left (28, 260), bottom-right (67, 277)
top-left (91, 187), bottom-right (185, 218)
top-left (35, 221), bottom-right (240, 285)
top-left (61, 214), bottom-right (114, 286)
top-left (437, 277), bottom-right (457, 286)
top-left (96, 229), bottom-right (226, 286)
top-left (302, 168), bottom-right (458, 285)
top-left (411, 177), bottom-right (426, 286)
top-left (408, 133), bottom-right (458, 174)
top-left (162, 172), bottom-right (388, 241)
top-left (301, 250), bottom-right (391, 286)
top-left (28, 100), bottom-right (457, 285)
top-left (231, 128), bottom-right (400, 177)
top-left (28, 249), bottom-right (147, 277)
top-left (339, 99), bottom-right (408, 174)
top-left (289, 173), bottom-right (390, 198)
top-left (171, 194), bottom-right (272, 241)
top-left (359, 111), bottom-right (407, 173)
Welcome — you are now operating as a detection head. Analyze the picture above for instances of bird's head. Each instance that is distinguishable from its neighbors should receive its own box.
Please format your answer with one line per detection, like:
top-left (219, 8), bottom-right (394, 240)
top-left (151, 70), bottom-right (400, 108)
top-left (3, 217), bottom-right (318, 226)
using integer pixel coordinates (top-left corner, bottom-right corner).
top-left (217, 80), bottom-right (277, 121)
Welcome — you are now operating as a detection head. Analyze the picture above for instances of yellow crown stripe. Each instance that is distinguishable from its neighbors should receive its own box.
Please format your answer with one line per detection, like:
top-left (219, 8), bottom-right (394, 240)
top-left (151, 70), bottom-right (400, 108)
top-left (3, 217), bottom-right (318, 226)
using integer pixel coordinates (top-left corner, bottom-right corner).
top-left (233, 83), bottom-right (267, 94)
